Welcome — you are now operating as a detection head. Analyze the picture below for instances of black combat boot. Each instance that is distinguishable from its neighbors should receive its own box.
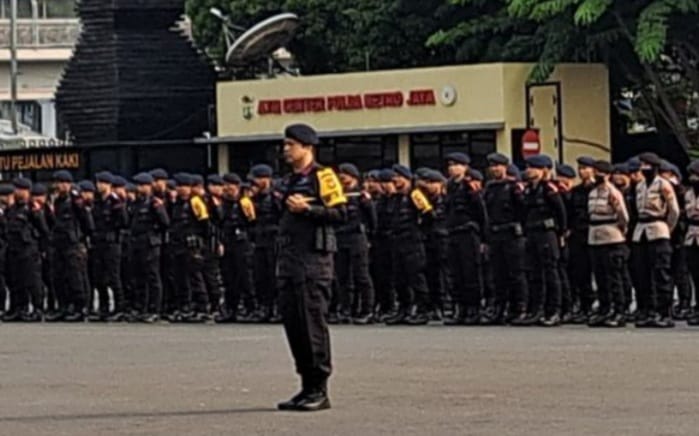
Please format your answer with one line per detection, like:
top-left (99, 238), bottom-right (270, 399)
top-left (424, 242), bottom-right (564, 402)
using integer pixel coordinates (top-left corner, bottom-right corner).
top-left (404, 305), bottom-right (430, 326)
top-left (462, 306), bottom-right (481, 326)
top-left (588, 310), bottom-right (612, 327)
top-left (443, 304), bottom-right (463, 326)
top-left (519, 309), bottom-right (544, 327)
top-left (539, 312), bottom-right (561, 327)
top-left (603, 312), bottom-right (626, 328)
top-left (687, 309), bottom-right (699, 326)
top-left (636, 311), bottom-right (660, 328)
top-left (352, 312), bottom-right (374, 325)
top-left (384, 307), bottom-right (409, 325)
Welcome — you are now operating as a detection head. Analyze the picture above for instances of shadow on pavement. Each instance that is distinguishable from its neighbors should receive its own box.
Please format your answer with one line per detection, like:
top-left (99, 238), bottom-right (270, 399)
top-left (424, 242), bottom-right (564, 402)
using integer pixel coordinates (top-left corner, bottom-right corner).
top-left (0, 407), bottom-right (277, 423)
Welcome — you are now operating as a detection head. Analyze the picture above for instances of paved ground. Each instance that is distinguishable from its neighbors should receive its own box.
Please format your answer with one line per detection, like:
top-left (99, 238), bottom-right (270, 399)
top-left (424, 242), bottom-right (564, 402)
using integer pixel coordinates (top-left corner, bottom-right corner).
top-left (1, 324), bottom-right (698, 436)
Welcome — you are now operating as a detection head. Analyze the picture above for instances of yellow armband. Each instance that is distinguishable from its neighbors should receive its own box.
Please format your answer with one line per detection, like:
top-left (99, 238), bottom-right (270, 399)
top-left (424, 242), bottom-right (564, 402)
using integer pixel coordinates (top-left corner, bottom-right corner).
top-left (317, 168), bottom-right (347, 207)
top-left (239, 196), bottom-right (256, 221)
top-left (410, 188), bottom-right (433, 214)
top-left (190, 196), bottom-right (209, 221)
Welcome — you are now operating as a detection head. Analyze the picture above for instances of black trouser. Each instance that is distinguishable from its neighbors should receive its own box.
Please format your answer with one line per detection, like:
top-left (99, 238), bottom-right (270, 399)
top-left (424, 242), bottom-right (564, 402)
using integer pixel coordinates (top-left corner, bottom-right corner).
top-left (335, 233), bottom-right (375, 316)
top-left (621, 244), bottom-right (634, 311)
top-left (89, 241), bottom-right (124, 313)
top-left (525, 230), bottom-right (562, 316)
top-left (278, 250), bottom-right (332, 389)
top-left (129, 242), bottom-right (163, 314)
top-left (373, 236), bottom-right (396, 312)
top-left (43, 247), bottom-right (57, 312)
top-left (671, 245), bottom-right (691, 306)
top-left (490, 234), bottom-right (528, 313)
top-left (568, 231), bottom-right (594, 312)
top-left (173, 243), bottom-right (209, 313)
top-left (392, 236), bottom-right (429, 311)
top-left (632, 237), bottom-right (673, 316)
top-left (53, 242), bottom-right (88, 312)
top-left (7, 247), bottom-right (42, 313)
top-left (0, 242), bottom-right (6, 312)
top-left (221, 238), bottom-right (255, 314)
top-left (687, 246), bottom-right (699, 310)
top-left (161, 241), bottom-right (178, 314)
top-left (558, 242), bottom-right (572, 313)
top-left (203, 246), bottom-right (224, 311)
top-left (448, 231), bottom-right (482, 310)
top-left (424, 234), bottom-right (448, 312)
top-left (591, 243), bottom-right (627, 313)
top-left (254, 243), bottom-right (277, 310)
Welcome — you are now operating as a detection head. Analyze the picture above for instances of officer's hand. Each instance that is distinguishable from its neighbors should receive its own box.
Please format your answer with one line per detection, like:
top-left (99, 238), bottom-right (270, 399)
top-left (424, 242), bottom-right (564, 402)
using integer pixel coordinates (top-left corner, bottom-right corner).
top-left (480, 244), bottom-right (488, 255)
top-left (559, 236), bottom-right (566, 248)
top-left (217, 244), bottom-right (225, 257)
top-left (286, 194), bottom-right (311, 213)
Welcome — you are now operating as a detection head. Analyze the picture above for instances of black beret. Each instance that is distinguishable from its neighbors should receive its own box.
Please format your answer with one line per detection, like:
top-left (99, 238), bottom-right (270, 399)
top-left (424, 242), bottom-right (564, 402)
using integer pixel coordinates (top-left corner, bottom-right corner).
top-left (0, 184), bottom-right (15, 195)
top-left (53, 170), bottom-right (73, 183)
top-left (150, 168), bottom-right (168, 180)
top-left (627, 157), bottom-right (642, 172)
top-left (593, 160), bottom-right (613, 174)
top-left (526, 154), bottom-right (553, 169)
top-left (13, 177), bottom-right (32, 190)
top-left (556, 164), bottom-right (576, 179)
top-left (166, 179), bottom-right (176, 190)
top-left (133, 172), bottom-right (154, 185)
top-left (639, 152), bottom-right (662, 166)
top-left (95, 171), bottom-right (113, 184)
top-left (687, 160), bottom-right (699, 176)
top-left (424, 169), bottom-right (447, 183)
top-left (445, 152), bottom-right (471, 165)
top-left (469, 169), bottom-right (484, 182)
top-left (191, 174), bottom-right (205, 186)
top-left (174, 172), bottom-right (192, 186)
top-left (112, 176), bottom-right (127, 188)
top-left (613, 163), bottom-right (630, 175)
top-left (207, 174), bottom-right (224, 186)
top-left (78, 180), bottom-right (96, 193)
top-left (392, 164), bottom-right (412, 179)
top-left (223, 173), bottom-right (242, 185)
top-left (338, 163), bottom-right (360, 179)
top-left (487, 152), bottom-right (509, 166)
top-left (576, 156), bottom-right (596, 167)
top-left (366, 170), bottom-right (380, 181)
top-left (507, 164), bottom-right (521, 181)
top-left (414, 167), bottom-right (432, 180)
top-left (30, 183), bottom-right (47, 196)
top-left (126, 183), bottom-right (137, 193)
top-left (659, 160), bottom-right (680, 180)
top-left (284, 123), bottom-right (319, 146)
top-left (378, 169), bottom-right (396, 182)
top-left (250, 164), bottom-right (273, 178)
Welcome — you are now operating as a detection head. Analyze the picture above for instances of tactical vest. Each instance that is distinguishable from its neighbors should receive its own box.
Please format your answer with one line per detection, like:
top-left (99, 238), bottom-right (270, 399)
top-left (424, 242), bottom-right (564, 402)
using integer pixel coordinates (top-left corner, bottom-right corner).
top-left (170, 197), bottom-right (204, 244)
top-left (633, 176), bottom-right (675, 242)
top-left (588, 183), bottom-right (627, 245)
top-left (445, 179), bottom-right (480, 232)
top-left (569, 183), bottom-right (593, 232)
top-left (524, 182), bottom-right (558, 231)
top-left (93, 194), bottom-right (123, 242)
top-left (376, 195), bottom-right (397, 238)
top-left (221, 198), bottom-right (247, 242)
top-left (336, 188), bottom-right (364, 236)
top-left (129, 197), bottom-right (162, 245)
top-left (393, 192), bottom-right (421, 241)
top-left (52, 194), bottom-right (81, 245)
top-left (485, 180), bottom-right (520, 226)
top-left (6, 202), bottom-right (38, 248)
top-left (422, 194), bottom-right (447, 237)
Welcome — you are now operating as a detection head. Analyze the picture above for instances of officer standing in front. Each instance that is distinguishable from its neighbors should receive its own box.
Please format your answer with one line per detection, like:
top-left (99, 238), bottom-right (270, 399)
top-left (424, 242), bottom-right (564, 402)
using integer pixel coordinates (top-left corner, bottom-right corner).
top-left (522, 155), bottom-right (567, 326)
top-left (632, 152), bottom-right (679, 327)
top-left (275, 124), bottom-right (347, 412)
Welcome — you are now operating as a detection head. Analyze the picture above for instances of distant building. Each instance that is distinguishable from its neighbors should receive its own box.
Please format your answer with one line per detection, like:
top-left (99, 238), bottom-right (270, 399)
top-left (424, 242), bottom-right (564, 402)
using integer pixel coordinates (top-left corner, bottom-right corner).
top-left (0, 0), bottom-right (78, 140)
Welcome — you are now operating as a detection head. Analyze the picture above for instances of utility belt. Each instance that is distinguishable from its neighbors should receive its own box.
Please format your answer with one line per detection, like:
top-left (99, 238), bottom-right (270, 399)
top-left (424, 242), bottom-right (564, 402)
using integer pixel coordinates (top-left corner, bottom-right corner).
top-left (130, 233), bottom-right (162, 247)
top-left (589, 218), bottom-right (618, 226)
top-left (393, 229), bottom-right (423, 243)
top-left (448, 221), bottom-right (480, 235)
top-left (93, 231), bottom-right (121, 244)
top-left (255, 225), bottom-right (279, 235)
top-left (277, 226), bottom-right (337, 253)
top-left (490, 222), bottom-right (523, 236)
top-left (224, 228), bottom-right (249, 242)
top-left (638, 216), bottom-right (664, 224)
top-left (525, 218), bottom-right (556, 232)
top-left (336, 223), bottom-right (365, 236)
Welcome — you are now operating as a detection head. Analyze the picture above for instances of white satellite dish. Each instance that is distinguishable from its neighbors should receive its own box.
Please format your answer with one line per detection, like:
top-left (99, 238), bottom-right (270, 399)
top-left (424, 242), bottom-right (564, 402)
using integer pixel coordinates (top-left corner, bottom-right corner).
top-left (225, 13), bottom-right (300, 67)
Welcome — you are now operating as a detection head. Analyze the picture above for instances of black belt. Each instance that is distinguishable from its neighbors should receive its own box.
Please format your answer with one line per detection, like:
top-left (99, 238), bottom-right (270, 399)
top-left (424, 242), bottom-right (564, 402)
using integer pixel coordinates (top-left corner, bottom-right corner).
top-left (449, 222), bottom-right (479, 234)
top-left (590, 219), bottom-right (618, 225)
top-left (490, 222), bottom-right (522, 233)
top-left (525, 218), bottom-right (556, 231)
top-left (638, 217), bottom-right (663, 223)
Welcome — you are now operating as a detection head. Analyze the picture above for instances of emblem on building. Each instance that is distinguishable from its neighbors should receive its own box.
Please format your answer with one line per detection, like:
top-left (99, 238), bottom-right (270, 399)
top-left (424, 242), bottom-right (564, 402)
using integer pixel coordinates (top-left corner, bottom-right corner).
top-left (242, 96), bottom-right (255, 120)
top-left (440, 85), bottom-right (457, 106)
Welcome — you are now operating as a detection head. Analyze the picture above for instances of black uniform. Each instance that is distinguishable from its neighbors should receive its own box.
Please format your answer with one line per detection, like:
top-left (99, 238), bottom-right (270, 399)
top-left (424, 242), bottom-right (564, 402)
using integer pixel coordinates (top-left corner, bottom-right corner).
top-left (0, 199), bottom-right (8, 315)
top-left (6, 199), bottom-right (49, 318)
top-left (220, 195), bottom-right (256, 319)
top-left (568, 182), bottom-right (595, 314)
top-left (373, 193), bottom-right (398, 316)
top-left (89, 192), bottom-right (129, 316)
top-left (203, 194), bottom-right (225, 313)
top-left (251, 189), bottom-right (281, 321)
top-left (52, 191), bottom-right (94, 318)
top-left (129, 195), bottom-right (169, 317)
top-left (41, 202), bottom-right (56, 315)
top-left (277, 163), bottom-right (347, 396)
top-left (483, 178), bottom-right (528, 321)
top-left (523, 180), bottom-right (567, 324)
top-left (421, 190), bottom-right (448, 318)
top-left (334, 188), bottom-right (377, 320)
top-left (670, 183), bottom-right (691, 316)
top-left (445, 178), bottom-right (488, 323)
top-left (620, 184), bottom-right (636, 314)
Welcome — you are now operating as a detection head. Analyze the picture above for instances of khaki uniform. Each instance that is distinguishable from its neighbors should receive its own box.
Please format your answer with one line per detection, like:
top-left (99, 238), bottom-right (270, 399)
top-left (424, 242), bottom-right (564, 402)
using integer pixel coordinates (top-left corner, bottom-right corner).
top-left (633, 177), bottom-right (679, 242)
top-left (588, 183), bottom-right (629, 246)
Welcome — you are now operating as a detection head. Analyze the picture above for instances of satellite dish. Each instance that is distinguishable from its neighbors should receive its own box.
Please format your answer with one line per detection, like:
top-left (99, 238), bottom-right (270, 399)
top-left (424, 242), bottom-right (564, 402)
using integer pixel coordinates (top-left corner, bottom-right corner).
top-left (225, 13), bottom-right (299, 67)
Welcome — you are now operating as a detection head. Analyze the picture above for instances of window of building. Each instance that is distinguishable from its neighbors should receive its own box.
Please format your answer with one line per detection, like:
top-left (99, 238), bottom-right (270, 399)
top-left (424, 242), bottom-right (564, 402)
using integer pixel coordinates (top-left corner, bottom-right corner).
top-left (0, 0), bottom-right (75, 19)
top-left (317, 135), bottom-right (398, 173)
top-left (0, 100), bottom-right (42, 133)
top-left (410, 130), bottom-right (496, 173)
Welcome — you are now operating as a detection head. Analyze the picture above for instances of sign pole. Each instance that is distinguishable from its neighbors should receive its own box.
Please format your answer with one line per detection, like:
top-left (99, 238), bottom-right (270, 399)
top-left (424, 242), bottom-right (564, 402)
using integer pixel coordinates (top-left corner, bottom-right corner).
top-left (10, 0), bottom-right (19, 135)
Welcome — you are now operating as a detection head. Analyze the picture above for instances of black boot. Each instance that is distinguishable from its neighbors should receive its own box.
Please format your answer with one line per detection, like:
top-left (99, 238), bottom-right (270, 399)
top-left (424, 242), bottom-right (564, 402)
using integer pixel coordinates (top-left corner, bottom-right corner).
top-left (539, 312), bottom-right (561, 327)
top-left (462, 306), bottom-right (481, 326)
top-left (352, 312), bottom-right (374, 325)
top-left (588, 310), bottom-right (612, 327)
top-left (384, 307), bottom-right (409, 325)
top-left (687, 309), bottom-right (699, 326)
top-left (404, 306), bottom-right (430, 326)
top-left (636, 311), bottom-right (660, 328)
top-left (603, 312), bottom-right (626, 328)
top-left (519, 310), bottom-right (544, 327)
top-left (443, 304), bottom-right (464, 326)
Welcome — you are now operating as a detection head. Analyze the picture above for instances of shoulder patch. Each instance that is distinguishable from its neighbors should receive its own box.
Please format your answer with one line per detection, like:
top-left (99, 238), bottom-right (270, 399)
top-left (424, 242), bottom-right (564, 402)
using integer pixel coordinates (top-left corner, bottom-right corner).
top-left (317, 168), bottom-right (347, 207)
top-left (410, 188), bottom-right (433, 214)
top-left (239, 196), bottom-right (256, 221)
top-left (190, 196), bottom-right (209, 221)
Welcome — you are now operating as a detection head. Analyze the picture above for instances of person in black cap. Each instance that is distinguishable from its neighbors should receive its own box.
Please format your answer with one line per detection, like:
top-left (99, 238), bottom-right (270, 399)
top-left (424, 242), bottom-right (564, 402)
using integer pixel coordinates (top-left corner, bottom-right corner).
top-left (4, 178), bottom-right (49, 322)
top-left (586, 160), bottom-right (629, 327)
top-left (520, 155), bottom-right (567, 326)
top-left (150, 168), bottom-right (169, 199)
top-left (0, 184), bottom-right (12, 319)
top-left (168, 173), bottom-right (211, 323)
top-left (275, 123), bottom-right (347, 412)
top-left (553, 163), bottom-right (577, 322)
top-left (248, 163), bottom-right (282, 323)
top-left (684, 161), bottom-right (699, 325)
top-left (333, 163), bottom-right (377, 324)
top-left (373, 168), bottom-right (399, 321)
top-left (31, 183), bottom-right (58, 320)
top-left (416, 169), bottom-right (449, 321)
top-left (50, 170), bottom-right (94, 322)
top-left (444, 152), bottom-right (488, 325)
top-left (382, 163), bottom-right (432, 326)
top-left (87, 170), bottom-right (129, 322)
top-left (200, 174), bottom-right (225, 317)
top-left (216, 173), bottom-right (257, 323)
top-left (129, 173), bottom-right (170, 323)
top-left (483, 153), bottom-right (528, 324)
top-left (611, 163), bottom-right (636, 315)
top-left (632, 152), bottom-right (680, 327)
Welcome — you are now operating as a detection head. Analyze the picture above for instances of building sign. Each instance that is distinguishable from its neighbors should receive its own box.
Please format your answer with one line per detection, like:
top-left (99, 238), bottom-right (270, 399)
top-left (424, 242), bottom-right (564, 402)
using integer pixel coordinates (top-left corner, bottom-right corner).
top-left (255, 89), bottom-right (438, 117)
top-left (0, 148), bottom-right (81, 172)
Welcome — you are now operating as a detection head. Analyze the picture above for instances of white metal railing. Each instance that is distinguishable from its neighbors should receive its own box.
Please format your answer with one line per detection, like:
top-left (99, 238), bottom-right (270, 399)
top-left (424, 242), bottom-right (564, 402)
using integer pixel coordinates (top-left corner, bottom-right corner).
top-left (0, 18), bottom-right (79, 48)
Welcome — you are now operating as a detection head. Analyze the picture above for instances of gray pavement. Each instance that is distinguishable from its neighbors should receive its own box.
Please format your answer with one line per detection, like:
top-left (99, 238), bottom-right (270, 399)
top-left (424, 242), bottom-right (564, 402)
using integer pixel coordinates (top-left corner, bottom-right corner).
top-left (1, 323), bottom-right (698, 435)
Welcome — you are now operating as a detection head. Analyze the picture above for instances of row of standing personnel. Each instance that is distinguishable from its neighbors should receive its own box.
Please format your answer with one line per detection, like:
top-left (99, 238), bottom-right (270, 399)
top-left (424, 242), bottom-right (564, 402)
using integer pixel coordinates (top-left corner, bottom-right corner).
top-left (0, 150), bottom-right (696, 328)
